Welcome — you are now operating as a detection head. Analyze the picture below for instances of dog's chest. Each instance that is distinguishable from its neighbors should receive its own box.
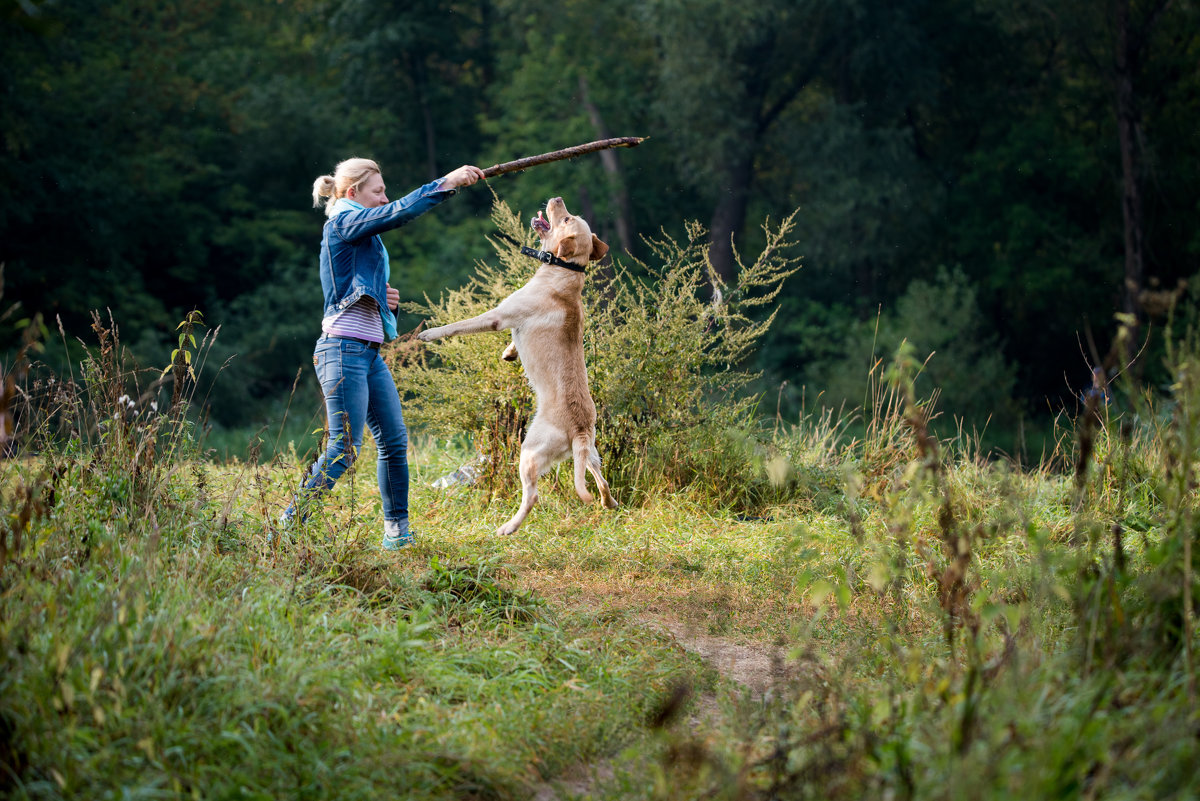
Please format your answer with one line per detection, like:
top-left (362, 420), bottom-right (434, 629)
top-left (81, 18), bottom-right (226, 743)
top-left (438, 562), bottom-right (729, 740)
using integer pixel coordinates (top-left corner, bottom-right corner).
top-left (517, 306), bottom-right (569, 333)
top-left (511, 293), bottom-right (584, 361)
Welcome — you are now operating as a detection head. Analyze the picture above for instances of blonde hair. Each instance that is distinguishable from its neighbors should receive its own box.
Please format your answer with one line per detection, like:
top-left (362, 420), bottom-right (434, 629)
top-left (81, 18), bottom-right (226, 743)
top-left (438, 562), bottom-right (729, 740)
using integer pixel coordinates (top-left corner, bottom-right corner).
top-left (312, 157), bottom-right (381, 217)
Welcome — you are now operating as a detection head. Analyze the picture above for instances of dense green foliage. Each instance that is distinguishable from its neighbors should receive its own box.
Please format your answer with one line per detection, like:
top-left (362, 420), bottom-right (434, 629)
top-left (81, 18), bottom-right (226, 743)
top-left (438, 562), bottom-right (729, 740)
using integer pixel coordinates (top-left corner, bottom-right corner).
top-left (3, 0), bottom-right (1198, 452)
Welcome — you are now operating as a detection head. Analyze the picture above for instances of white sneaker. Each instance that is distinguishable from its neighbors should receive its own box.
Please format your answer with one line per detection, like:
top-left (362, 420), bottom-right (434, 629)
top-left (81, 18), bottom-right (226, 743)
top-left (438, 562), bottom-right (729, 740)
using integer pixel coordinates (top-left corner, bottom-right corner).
top-left (382, 519), bottom-right (414, 550)
top-left (270, 506), bottom-right (297, 546)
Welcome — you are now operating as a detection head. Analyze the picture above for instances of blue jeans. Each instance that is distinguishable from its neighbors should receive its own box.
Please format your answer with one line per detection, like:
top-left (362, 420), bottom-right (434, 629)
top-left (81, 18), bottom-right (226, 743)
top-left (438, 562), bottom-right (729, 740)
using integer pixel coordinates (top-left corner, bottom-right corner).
top-left (290, 335), bottom-right (409, 525)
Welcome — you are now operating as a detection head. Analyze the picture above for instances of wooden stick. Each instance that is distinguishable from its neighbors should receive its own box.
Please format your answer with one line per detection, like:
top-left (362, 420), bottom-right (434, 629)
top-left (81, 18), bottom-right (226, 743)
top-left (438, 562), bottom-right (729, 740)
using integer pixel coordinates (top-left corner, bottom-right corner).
top-left (481, 137), bottom-right (646, 178)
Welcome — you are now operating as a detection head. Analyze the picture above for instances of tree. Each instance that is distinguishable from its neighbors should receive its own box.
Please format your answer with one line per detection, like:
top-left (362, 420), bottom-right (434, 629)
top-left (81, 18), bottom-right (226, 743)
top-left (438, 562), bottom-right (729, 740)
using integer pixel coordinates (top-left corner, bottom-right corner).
top-left (326, 0), bottom-right (493, 184)
top-left (639, 0), bottom-right (841, 283)
top-left (1109, 0), bottom-right (1197, 366)
top-left (481, 0), bottom-right (661, 260)
top-left (0, 0), bottom-right (341, 338)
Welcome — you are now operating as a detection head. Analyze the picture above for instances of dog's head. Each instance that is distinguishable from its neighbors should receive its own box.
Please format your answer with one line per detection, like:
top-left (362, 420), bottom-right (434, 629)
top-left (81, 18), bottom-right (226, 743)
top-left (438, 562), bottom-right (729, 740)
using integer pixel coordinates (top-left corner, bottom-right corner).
top-left (531, 197), bottom-right (609, 266)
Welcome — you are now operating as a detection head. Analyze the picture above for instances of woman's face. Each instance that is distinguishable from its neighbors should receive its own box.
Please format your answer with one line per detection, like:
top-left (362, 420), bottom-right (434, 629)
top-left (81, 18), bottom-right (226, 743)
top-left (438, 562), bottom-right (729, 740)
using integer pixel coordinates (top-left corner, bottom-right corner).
top-left (348, 173), bottom-right (388, 208)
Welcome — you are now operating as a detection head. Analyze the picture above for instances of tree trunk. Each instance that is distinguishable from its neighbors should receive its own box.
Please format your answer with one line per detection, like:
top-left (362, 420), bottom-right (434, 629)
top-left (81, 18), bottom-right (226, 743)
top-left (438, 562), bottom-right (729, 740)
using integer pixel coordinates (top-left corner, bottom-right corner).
top-left (578, 75), bottom-right (635, 255)
top-left (702, 29), bottom-right (821, 287)
top-left (707, 145), bottom-right (755, 285)
top-left (1115, 0), bottom-right (1145, 359)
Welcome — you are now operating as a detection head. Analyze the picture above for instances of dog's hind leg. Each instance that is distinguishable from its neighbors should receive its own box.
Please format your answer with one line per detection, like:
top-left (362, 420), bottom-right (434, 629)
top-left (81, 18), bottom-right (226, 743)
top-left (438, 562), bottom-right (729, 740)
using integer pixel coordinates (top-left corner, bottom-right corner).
top-left (585, 443), bottom-right (619, 510)
top-left (497, 447), bottom-right (543, 536)
top-left (572, 435), bottom-right (617, 509)
top-left (571, 435), bottom-right (596, 504)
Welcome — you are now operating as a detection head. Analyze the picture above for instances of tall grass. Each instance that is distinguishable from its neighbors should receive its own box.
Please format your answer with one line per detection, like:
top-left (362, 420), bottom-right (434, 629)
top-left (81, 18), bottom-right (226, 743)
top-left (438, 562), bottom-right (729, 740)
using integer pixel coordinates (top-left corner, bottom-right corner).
top-left (0, 305), bottom-right (694, 800)
top-left (611, 314), bottom-right (1199, 800)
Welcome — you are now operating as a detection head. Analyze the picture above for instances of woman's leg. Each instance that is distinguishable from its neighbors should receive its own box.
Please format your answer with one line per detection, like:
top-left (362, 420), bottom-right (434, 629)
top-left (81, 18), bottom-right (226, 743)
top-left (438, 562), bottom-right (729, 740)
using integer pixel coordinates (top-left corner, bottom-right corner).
top-left (364, 351), bottom-right (409, 531)
top-left (288, 340), bottom-right (371, 521)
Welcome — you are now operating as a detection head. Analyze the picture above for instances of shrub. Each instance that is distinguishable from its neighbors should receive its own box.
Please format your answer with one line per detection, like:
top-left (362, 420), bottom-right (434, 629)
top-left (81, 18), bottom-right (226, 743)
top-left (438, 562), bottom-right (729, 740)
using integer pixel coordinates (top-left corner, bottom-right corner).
top-left (803, 266), bottom-right (1019, 441)
top-left (1072, 309), bottom-right (1200, 673)
top-left (392, 198), bottom-right (800, 509)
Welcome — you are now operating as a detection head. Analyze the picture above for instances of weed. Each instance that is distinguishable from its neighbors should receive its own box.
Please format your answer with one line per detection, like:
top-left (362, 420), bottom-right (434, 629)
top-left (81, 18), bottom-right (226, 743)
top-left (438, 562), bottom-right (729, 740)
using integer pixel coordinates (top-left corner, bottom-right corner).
top-left (394, 198), bottom-right (801, 512)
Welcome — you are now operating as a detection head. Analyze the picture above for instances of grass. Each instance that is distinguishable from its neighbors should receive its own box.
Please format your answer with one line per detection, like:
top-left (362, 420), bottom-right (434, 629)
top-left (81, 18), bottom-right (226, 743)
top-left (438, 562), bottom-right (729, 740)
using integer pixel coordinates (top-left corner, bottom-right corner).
top-left (2, 304), bottom-right (1198, 799)
top-left (4, 408), bottom-right (1198, 799)
top-left (0, 447), bottom-right (697, 799)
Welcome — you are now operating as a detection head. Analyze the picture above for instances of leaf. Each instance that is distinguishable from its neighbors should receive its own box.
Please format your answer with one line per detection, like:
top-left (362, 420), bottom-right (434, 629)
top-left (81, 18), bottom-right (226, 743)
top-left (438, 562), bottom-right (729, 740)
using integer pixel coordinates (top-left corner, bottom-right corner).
top-left (808, 579), bottom-right (834, 607)
top-left (866, 562), bottom-right (890, 592)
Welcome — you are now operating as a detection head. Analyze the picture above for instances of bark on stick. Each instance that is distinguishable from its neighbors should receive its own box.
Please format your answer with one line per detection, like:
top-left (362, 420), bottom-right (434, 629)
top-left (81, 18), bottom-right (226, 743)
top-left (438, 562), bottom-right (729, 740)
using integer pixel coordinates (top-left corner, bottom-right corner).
top-left (481, 137), bottom-right (646, 178)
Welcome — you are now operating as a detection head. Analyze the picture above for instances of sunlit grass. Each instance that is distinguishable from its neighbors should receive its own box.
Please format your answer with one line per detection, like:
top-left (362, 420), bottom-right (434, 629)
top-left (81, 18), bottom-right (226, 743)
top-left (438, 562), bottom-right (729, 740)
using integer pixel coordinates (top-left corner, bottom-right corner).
top-left (4, 306), bottom-right (1198, 800)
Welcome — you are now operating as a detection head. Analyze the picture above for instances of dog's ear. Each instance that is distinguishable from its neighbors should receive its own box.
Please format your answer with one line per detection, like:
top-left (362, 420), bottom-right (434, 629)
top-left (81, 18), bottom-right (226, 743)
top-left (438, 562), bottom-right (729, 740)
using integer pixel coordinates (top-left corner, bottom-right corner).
top-left (556, 235), bottom-right (579, 260)
top-left (589, 234), bottom-right (609, 262)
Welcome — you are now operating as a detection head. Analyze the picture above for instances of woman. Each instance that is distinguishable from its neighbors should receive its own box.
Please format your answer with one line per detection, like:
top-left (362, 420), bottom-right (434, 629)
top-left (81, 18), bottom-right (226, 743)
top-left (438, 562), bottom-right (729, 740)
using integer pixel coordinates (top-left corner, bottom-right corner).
top-left (281, 157), bottom-right (485, 549)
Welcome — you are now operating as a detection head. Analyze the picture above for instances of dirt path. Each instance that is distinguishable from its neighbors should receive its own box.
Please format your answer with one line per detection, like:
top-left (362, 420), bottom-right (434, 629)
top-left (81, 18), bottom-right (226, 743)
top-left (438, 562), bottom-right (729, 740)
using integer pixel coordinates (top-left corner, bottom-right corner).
top-left (642, 617), bottom-right (793, 697)
top-left (520, 576), bottom-right (797, 697)
top-left (531, 592), bottom-right (796, 801)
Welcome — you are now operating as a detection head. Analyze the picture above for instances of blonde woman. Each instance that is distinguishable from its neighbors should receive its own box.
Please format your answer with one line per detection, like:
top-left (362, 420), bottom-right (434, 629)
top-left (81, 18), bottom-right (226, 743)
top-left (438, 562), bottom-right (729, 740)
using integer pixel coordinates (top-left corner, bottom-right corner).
top-left (280, 158), bottom-right (485, 549)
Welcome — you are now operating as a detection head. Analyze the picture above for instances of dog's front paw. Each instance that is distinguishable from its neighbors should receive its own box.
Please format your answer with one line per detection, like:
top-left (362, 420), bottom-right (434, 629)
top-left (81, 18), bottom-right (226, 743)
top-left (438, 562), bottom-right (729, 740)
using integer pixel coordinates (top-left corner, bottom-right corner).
top-left (501, 342), bottom-right (519, 362)
top-left (417, 328), bottom-right (437, 343)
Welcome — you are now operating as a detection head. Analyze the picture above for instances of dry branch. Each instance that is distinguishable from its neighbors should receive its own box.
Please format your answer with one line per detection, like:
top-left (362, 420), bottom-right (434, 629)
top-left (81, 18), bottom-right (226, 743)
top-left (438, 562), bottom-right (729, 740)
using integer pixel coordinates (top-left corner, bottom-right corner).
top-left (481, 137), bottom-right (646, 178)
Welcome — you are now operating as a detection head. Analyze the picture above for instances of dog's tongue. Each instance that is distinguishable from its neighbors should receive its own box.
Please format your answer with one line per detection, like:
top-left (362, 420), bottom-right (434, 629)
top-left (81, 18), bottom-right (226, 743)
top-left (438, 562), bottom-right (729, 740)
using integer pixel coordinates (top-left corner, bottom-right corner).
top-left (531, 210), bottom-right (550, 235)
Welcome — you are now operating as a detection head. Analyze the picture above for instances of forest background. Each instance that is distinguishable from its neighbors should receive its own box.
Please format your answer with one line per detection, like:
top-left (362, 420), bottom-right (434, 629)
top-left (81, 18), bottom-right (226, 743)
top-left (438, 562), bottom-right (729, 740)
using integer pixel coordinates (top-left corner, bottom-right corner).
top-left (3, 0), bottom-right (1199, 459)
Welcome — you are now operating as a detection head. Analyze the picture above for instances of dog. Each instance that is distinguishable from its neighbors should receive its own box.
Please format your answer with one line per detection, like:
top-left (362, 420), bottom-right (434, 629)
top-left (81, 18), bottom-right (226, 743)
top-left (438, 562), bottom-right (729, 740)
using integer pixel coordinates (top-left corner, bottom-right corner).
top-left (418, 197), bottom-right (619, 535)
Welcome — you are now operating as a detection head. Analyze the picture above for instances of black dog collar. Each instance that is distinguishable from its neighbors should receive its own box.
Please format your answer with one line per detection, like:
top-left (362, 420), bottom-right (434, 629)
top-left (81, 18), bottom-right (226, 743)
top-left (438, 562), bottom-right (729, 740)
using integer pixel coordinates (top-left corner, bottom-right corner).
top-left (519, 245), bottom-right (585, 273)
top-left (494, 232), bottom-right (586, 273)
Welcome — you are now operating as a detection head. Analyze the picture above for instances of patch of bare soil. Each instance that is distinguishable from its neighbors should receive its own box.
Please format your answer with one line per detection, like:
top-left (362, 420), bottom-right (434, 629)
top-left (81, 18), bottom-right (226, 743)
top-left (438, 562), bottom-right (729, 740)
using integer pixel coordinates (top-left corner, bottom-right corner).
top-left (641, 617), bottom-right (793, 697)
top-left (533, 762), bottom-right (616, 801)
top-left (520, 574), bottom-right (799, 695)
top-left (528, 581), bottom-right (800, 800)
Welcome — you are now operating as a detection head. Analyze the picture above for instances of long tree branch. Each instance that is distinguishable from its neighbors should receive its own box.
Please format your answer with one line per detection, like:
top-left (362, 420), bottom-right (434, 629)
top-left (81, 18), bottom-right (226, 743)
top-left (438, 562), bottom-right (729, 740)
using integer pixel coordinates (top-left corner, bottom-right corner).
top-left (482, 137), bottom-right (646, 178)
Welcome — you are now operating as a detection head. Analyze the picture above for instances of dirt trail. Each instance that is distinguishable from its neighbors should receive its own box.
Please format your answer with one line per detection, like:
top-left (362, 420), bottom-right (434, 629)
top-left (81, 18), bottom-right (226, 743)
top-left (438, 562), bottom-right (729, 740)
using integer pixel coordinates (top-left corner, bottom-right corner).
top-left (522, 578), bottom-right (796, 697)
top-left (532, 602), bottom-right (795, 801)
top-left (642, 617), bottom-right (792, 697)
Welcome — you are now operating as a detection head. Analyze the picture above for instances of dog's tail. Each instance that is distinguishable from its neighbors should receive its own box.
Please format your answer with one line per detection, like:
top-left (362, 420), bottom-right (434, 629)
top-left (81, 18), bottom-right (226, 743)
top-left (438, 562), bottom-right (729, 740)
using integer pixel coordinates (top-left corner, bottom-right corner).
top-left (572, 435), bottom-right (595, 504)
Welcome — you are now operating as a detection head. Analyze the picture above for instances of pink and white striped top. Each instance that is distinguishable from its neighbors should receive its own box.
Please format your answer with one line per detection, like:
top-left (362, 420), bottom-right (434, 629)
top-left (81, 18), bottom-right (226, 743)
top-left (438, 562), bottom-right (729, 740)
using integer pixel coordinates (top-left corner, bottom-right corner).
top-left (321, 296), bottom-right (384, 343)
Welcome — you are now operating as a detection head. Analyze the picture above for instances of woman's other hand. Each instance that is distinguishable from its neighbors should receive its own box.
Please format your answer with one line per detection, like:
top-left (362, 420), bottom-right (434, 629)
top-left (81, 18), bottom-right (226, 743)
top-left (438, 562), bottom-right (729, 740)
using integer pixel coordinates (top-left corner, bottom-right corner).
top-left (441, 165), bottom-right (486, 190)
top-left (386, 285), bottom-right (400, 311)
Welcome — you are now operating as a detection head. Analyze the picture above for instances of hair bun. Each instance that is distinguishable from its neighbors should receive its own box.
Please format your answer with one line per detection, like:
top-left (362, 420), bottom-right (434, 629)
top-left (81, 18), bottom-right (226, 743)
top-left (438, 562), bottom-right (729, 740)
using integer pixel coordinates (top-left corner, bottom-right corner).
top-left (312, 174), bottom-right (336, 208)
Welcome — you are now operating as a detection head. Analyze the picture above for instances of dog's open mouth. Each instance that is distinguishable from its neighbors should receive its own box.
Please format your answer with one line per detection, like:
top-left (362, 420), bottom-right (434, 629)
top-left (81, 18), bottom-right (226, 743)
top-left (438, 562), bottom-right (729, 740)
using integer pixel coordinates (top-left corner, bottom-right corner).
top-left (531, 209), bottom-right (551, 236)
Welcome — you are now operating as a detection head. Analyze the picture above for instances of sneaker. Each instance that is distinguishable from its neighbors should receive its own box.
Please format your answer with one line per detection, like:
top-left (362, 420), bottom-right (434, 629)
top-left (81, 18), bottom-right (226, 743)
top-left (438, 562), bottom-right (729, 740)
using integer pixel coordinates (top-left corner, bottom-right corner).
top-left (382, 519), bottom-right (414, 550)
top-left (270, 505), bottom-right (298, 546)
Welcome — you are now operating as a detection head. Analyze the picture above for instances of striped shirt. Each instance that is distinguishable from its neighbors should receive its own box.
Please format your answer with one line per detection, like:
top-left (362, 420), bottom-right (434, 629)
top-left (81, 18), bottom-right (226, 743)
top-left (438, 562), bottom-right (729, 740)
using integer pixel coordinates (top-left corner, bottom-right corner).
top-left (322, 296), bottom-right (384, 343)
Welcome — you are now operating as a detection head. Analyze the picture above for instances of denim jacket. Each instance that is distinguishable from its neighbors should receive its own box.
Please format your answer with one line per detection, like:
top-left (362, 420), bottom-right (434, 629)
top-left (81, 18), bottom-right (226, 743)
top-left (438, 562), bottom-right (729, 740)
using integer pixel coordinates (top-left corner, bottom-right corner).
top-left (319, 179), bottom-right (455, 341)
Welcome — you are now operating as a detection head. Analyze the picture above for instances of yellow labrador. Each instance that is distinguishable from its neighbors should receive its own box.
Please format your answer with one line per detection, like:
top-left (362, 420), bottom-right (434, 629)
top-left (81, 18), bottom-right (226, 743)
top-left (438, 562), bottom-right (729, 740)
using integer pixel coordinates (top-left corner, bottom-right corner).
top-left (418, 197), bottom-right (619, 535)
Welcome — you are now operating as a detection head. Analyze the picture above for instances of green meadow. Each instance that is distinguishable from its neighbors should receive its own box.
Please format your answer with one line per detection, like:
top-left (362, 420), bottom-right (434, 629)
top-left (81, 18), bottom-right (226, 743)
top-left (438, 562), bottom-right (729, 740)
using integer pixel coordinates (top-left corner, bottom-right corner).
top-left (3, 222), bottom-right (1198, 799)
